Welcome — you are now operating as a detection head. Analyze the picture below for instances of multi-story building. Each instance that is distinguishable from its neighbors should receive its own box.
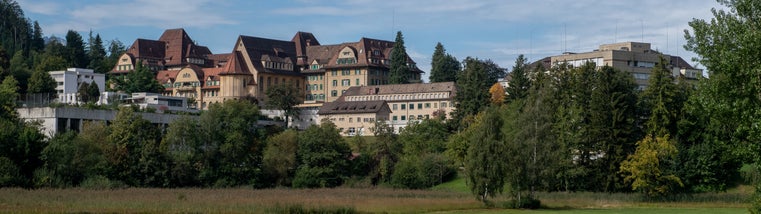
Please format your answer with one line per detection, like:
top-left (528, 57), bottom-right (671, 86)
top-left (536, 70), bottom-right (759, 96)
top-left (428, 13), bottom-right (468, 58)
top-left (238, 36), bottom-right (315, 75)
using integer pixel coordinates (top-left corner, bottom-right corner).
top-left (319, 82), bottom-right (456, 135)
top-left (549, 42), bottom-right (702, 89)
top-left (113, 29), bottom-right (423, 111)
top-left (50, 68), bottom-right (105, 104)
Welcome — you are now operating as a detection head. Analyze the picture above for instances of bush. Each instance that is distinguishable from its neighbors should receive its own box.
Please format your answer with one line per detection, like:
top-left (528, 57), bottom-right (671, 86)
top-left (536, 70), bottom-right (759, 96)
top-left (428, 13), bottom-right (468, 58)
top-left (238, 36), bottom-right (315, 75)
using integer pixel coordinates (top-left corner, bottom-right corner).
top-left (502, 196), bottom-right (541, 209)
top-left (390, 154), bottom-right (455, 189)
top-left (0, 157), bottom-right (20, 187)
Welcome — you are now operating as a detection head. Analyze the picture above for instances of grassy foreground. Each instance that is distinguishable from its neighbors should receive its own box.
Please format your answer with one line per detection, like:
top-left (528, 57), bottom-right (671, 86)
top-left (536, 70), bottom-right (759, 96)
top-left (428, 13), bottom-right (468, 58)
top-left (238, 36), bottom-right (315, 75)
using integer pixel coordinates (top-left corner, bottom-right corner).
top-left (0, 186), bottom-right (751, 214)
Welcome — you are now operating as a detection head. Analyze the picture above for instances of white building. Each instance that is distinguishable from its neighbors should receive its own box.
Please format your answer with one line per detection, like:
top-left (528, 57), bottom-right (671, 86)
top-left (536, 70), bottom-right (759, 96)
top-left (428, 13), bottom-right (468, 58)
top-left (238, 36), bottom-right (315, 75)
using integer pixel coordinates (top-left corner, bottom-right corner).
top-left (49, 68), bottom-right (105, 104)
top-left (124, 92), bottom-right (197, 113)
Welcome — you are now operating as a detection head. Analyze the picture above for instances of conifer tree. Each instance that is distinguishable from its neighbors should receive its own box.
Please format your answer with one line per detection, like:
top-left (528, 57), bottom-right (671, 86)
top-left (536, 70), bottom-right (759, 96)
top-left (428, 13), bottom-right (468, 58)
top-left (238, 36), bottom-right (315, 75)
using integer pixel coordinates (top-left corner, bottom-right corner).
top-left (505, 54), bottom-right (531, 102)
top-left (389, 31), bottom-right (410, 84)
top-left (429, 42), bottom-right (460, 83)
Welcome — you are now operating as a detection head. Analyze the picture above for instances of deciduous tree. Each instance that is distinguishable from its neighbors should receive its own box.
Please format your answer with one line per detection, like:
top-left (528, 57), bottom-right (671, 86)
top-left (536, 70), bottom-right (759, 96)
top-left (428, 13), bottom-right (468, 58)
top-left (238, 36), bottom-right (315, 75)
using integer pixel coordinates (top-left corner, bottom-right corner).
top-left (265, 83), bottom-right (301, 127)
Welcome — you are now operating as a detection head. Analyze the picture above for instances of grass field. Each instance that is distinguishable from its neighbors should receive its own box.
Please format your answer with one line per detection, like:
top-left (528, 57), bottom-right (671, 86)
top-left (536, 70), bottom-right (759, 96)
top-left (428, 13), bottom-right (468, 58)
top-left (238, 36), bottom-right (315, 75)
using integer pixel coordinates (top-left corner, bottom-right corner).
top-left (0, 172), bottom-right (752, 213)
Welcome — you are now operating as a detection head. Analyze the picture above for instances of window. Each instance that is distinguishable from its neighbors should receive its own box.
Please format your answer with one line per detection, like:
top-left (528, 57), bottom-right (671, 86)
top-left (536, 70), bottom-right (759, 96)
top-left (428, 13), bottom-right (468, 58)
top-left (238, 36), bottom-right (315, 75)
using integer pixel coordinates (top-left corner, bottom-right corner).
top-left (434, 102), bottom-right (438, 108)
top-left (333, 80), bottom-right (338, 86)
top-left (331, 90), bottom-right (338, 97)
top-left (425, 103), bottom-right (431, 108)
top-left (331, 71), bottom-right (337, 76)
top-left (393, 104), bottom-right (397, 110)
top-left (356, 79), bottom-right (360, 85)
top-left (393, 116), bottom-right (398, 121)
top-left (349, 117), bottom-right (353, 123)
top-left (342, 70), bottom-right (351, 75)
top-left (342, 79), bottom-right (350, 86)
top-left (418, 103), bottom-right (423, 109)
top-left (355, 69), bottom-right (361, 75)
top-left (339, 118), bottom-right (344, 121)
top-left (319, 84), bottom-right (323, 90)
top-left (441, 102), bottom-right (447, 108)
top-left (401, 104), bottom-right (406, 110)
top-left (401, 115), bottom-right (406, 120)
top-left (410, 104), bottom-right (414, 110)
top-left (418, 115), bottom-right (423, 120)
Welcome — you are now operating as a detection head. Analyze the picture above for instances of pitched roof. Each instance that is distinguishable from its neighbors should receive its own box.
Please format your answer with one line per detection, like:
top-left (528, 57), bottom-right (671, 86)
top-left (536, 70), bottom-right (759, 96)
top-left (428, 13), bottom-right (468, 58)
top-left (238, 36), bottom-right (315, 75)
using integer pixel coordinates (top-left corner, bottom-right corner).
top-left (156, 70), bottom-right (180, 84)
top-left (127, 39), bottom-right (166, 60)
top-left (158, 28), bottom-right (212, 67)
top-left (238, 35), bottom-right (302, 76)
top-left (317, 100), bottom-right (389, 115)
top-left (292, 31), bottom-right (320, 66)
top-left (220, 51), bottom-right (250, 75)
top-left (303, 37), bottom-right (422, 73)
top-left (670, 56), bottom-right (695, 69)
top-left (341, 82), bottom-right (456, 99)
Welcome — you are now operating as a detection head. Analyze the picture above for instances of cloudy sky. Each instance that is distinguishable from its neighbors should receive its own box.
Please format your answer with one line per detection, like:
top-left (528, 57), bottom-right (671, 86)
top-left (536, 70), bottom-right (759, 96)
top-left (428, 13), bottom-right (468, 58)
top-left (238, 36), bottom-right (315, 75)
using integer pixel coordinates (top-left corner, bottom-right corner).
top-left (16, 0), bottom-right (723, 81)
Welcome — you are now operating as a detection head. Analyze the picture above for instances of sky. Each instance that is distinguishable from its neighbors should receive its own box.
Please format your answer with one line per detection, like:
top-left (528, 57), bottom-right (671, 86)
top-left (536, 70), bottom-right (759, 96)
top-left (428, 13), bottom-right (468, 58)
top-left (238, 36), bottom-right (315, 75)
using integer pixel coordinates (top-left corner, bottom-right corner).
top-left (16, 0), bottom-right (723, 81)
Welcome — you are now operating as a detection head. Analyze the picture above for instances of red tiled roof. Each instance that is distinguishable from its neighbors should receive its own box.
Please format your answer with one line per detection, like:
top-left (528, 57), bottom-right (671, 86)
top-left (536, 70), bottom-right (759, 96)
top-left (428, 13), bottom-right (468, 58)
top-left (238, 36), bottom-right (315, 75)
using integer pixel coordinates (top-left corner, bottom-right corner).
top-left (159, 28), bottom-right (212, 67)
top-left (292, 31), bottom-right (320, 66)
top-left (156, 70), bottom-right (180, 84)
top-left (220, 51), bottom-right (250, 75)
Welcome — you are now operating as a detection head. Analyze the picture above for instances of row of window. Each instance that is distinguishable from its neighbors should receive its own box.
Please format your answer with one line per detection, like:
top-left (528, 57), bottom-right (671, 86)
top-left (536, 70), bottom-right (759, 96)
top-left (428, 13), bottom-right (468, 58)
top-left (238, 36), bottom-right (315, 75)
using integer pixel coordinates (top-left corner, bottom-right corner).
top-left (330, 90), bottom-right (346, 97)
top-left (332, 79), bottom-right (362, 87)
top-left (306, 94), bottom-right (326, 101)
top-left (307, 75), bottom-right (324, 81)
top-left (306, 84), bottom-right (324, 91)
top-left (203, 90), bottom-right (219, 97)
top-left (331, 69), bottom-right (362, 76)
top-left (392, 102), bottom-right (448, 110)
top-left (263, 61), bottom-right (293, 70)
top-left (392, 114), bottom-right (430, 121)
top-left (337, 58), bottom-right (356, 64)
top-left (331, 117), bottom-right (376, 123)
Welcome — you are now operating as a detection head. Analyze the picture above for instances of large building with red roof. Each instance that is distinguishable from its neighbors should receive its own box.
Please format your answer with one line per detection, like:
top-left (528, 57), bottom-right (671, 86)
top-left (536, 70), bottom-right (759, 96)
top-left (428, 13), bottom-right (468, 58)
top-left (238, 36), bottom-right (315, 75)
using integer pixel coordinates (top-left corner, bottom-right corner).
top-left (112, 28), bottom-right (423, 110)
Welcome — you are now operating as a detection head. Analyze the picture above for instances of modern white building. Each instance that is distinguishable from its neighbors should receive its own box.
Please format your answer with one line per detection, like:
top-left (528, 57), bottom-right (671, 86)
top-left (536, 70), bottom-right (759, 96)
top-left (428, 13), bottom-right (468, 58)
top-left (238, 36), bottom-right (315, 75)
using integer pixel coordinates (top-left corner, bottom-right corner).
top-left (124, 92), bottom-right (196, 113)
top-left (49, 68), bottom-right (105, 104)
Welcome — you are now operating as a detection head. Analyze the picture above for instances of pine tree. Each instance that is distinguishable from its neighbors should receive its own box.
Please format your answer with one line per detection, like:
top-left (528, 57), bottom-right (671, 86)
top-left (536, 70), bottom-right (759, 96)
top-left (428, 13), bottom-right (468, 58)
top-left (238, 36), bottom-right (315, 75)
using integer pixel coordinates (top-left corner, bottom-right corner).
top-left (429, 42), bottom-right (460, 83)
top-left (389, 31), bottom-right (410, 84)
top-left (30, 21), bottom-right (44, 52)
top-left (505, 54), bottom-right (531, 102)
top-left (87, 32), bottom-right (107, 73)
top-left (65, 30), bottom-right (88, 68)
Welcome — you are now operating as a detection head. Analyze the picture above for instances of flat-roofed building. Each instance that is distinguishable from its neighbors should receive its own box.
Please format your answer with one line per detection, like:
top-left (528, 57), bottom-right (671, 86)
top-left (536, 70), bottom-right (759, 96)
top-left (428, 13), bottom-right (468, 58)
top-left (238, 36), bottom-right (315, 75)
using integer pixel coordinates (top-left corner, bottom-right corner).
top-left (49, 68), bottom-right (105, 104)
top-left (549, 42), bottom-right (702, 89)
top-left (317, 100), bottom-right (391, 136)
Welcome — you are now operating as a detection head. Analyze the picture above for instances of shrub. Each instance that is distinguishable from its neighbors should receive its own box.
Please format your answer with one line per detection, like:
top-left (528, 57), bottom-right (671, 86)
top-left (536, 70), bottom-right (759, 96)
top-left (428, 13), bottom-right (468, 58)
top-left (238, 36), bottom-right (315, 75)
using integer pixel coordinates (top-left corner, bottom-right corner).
top-left (0, 157), bottom-right (20, 187)
top-left (266, 204), bottom-right (357, 214)
top-left (502, 197), bottom-right (541, 209)
top-left (79, 175), bottom-right (126, 189)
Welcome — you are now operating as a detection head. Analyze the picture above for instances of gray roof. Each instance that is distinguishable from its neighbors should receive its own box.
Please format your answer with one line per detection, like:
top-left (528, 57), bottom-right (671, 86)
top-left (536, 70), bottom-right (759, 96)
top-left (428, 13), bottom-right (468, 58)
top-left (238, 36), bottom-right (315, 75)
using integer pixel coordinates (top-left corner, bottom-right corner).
top-left (341, 82), bottom-right (456, 98)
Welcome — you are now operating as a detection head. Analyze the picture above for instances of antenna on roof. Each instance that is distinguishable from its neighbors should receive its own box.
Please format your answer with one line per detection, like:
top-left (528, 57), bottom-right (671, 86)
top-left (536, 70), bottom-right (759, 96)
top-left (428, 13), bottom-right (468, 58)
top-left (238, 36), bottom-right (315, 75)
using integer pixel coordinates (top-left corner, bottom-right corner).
top-left (529, 30), bottom-right (533, 61)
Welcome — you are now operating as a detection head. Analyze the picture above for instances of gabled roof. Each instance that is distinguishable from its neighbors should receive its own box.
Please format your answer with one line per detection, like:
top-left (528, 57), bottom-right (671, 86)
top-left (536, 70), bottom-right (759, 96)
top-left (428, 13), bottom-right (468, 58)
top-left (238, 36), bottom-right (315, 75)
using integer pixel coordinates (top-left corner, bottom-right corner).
top-left (238, 35), bottom-right (301, 76)
top-left (341, 82), bottom-right (456, 99)
top-left (292, 31), bottom-right (320, 66)
top-left (158, 28), bottom-right (212, 67)
top-left (220, 51), bottom-right (250, 75)
top-left (156, 70), bottom-right (180, 85)
top-left (318, 100), bottom-right (389, 115)
top-left (127, 39), bottom-right (166, 60)
top-left (670, 56), bottom-right (695, 69)
top-left (302, 37), bottom-right (422, 73)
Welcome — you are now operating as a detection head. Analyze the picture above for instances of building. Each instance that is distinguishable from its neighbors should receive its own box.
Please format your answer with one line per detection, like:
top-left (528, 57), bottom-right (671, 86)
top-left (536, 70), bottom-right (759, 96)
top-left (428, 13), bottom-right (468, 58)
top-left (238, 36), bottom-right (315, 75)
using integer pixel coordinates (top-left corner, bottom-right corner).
top-left (16, 107), bottom-right (195, 138)
top-left (112, 29), bottom-right (423, 111)
top-left (549, 42), bottom-right (702, 89)
top-left (319, 82), bottom-right (456, 135)
top-left (123, 92), bottom-right (195, 113)
top-left (317, 100), bottom-right (391, 136)
top-left (50, 68), bottom-right (105, 104)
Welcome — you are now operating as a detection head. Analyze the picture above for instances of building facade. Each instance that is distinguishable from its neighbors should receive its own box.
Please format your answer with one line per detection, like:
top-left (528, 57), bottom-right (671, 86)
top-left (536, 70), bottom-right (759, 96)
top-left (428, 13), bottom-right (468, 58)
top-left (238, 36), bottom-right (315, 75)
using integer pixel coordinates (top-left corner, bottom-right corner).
top-left (549, 42), bottom-right (702, 89)
top-left (50, 68), bottom-right (105, 104)
top-left (317, 100), bottom-right (391, 136)
top-left (319, 82), bottom-right (456, 135)
top-left (111, 29), bottom-right (423, 110)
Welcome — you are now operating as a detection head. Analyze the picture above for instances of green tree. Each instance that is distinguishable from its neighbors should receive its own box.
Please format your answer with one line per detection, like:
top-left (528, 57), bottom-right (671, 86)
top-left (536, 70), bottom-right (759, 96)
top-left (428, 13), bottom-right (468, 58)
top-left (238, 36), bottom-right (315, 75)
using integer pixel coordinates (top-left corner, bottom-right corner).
top-left (620, 134), bottom-right (683, 197)
top-left (465, 107), bottom-right (508, 202)
top-left (105, 107), bottom-right (166, 187)
top-left (293, 121), bottom-right (351, 188)
top-left (368, 120), bottom-right (402, 184)
top-left (9, 50), bottom-right (32, 94)
top-left (65, 30), bottom-right (88, 68)
top-left (116, 61), bottom-right (163, 93)
top-left (87, 32), bottom-right (107, 73)
top-left (0, 76), bottom-right (20, 119)
top-left (263, 129), bottom-right (299, 187)
top-left (27, 69), bottom-right (56, 93)
top-left (30, 21), bottom-right (44, 52)
top-left (453, 57), bottom-right (503, 129)
top-left (37, 131), bottom-right (104, 187)
top-left (265, 83), bottom-right (301, 127)
top-left (389, 31), bottom-right (410, 84)
top-left (399, 118), bottom-right (449, 156)
top-left (160, 116), bottom-right (202, 187)
top-left (0, 45), bottom-right (8, 77)
top-left (429, 42), bottom-right (460, 83)
top-left (198, 100), bottom-right (264, 187)
top-left (505, 54), bottom-right (531, 102)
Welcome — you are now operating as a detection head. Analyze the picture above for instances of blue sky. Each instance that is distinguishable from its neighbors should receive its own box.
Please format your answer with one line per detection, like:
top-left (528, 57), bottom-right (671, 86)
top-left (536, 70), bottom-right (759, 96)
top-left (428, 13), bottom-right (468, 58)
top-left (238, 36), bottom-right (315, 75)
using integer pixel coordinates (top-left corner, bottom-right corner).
top-left (16, 0), bottom-right (721, 81)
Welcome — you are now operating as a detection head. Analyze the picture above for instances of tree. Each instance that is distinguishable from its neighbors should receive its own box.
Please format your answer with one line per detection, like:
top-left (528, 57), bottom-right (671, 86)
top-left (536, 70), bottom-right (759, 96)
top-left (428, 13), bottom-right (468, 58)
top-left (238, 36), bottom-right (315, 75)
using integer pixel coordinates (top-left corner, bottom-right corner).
top-left (105, 107), bottom-right (166, 187)
top-left (65, 30), bottom-right (88, 68)
top-left (430, 42), bottom-right (460, 83)
top-left (198, 100), bottom-right (264, 187)
top-left (465, 107), bottom-right (508, 202)
top-left (0, 45), bottom-right (8, 76)
top-left (38, 131), bottom-right (104, 187)
top-left (0, 76), bottom-right (19, 119)
top-left (505, 54), bottom-right (531, 102)
top-left (27, 69), bottom-right (56, 94)
top-left (389, 31), bottom-right (410, 84)
top-left (368, 120), bottom-right (402, 184)
top-left (453, 57), bottom-right (503, 128)
top-left (160, 116), bottom-right (202, 187)
top-left (87, 32), bottom-right (107, 73)
top-left (30, 21), bottom-right (44, 52)
top-left (88, 81), bottom-right (100, 102)
top-left (293, 120), bottom-right (351, 188)
top-left (263, 129), bottom-right (299, 187)
top-left (488, 83), bottom-right (505, 105)
top-left (117, 61), bottom-right (163, 93)
top-left (620, 134), bottom-right (683, 197)
top-left (265, 83), bottom-right (301, 127)
top-left (9, 50), bottom-right (32, 94)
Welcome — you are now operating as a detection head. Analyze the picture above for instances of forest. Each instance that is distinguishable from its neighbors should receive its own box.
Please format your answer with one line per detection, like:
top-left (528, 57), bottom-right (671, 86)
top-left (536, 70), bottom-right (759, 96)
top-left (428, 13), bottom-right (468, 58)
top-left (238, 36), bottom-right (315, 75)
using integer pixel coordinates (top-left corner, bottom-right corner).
top-left (1, 0), bottom-right (761, 211)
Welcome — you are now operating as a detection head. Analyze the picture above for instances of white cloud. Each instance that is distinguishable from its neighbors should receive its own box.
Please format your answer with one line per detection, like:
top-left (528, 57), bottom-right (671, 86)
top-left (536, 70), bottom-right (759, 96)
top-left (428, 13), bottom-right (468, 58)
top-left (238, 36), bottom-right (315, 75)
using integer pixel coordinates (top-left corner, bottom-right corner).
top-left (15, 0), bottom-right (59, 15)
top-left (43, 0), bottom-right (235, 34)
